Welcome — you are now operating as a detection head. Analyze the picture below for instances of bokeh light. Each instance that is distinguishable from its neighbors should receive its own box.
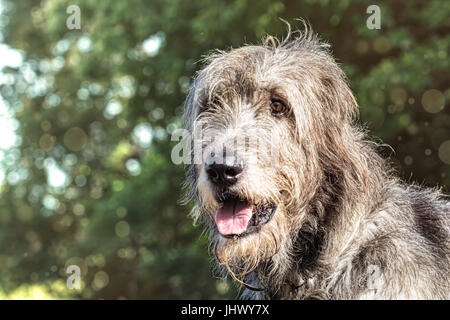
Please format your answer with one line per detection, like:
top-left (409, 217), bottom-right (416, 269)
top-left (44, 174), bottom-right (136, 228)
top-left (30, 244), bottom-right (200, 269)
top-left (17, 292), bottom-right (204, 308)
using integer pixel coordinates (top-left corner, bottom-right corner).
top-left (438, 140), bottom-right (450, 165)
top-left (422, 89), bottom-right (445, 114)
top-left (63, 127), bottom-right (88, 152)
top-left (115, 220), bottom-right (130, 238)
top-left (132, 123), bottom-right (153, 148)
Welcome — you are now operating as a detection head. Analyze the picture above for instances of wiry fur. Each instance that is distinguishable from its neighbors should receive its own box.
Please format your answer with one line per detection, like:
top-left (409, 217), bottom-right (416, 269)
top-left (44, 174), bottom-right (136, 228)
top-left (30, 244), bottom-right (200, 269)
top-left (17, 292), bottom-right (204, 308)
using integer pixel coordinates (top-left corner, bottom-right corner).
top-left (182, 25), bottom-right (450, 300)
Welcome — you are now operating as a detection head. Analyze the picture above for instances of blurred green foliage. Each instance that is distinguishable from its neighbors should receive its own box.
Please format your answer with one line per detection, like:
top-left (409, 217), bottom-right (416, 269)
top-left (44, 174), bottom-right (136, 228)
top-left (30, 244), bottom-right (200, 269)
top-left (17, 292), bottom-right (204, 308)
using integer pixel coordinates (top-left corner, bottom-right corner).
top-left (0, 0), bottom-right (448, 299)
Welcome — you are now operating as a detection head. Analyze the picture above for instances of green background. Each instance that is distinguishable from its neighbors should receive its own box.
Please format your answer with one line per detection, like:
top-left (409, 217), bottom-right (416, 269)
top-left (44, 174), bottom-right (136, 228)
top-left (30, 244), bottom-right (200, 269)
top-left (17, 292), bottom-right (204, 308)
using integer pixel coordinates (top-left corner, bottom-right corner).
top-left (0, 0), bottom-right (448, 299)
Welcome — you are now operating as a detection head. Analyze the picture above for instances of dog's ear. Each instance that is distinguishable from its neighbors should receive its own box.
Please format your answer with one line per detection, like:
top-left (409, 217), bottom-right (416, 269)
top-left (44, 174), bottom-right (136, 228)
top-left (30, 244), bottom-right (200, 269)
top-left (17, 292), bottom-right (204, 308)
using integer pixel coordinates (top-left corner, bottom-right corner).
top-left (318, 72), bottom-right (359, 124)
top-left (317, 72), bottom-right (370, 195)
top-left (319, 125), bottom-right (370, 196)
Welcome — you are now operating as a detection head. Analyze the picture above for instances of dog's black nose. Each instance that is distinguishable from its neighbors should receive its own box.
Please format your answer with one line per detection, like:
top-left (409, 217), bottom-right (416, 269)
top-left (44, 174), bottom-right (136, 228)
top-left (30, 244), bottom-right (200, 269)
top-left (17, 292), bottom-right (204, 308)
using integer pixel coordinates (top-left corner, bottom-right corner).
top-left (205, 155), bottom-right (244, 187)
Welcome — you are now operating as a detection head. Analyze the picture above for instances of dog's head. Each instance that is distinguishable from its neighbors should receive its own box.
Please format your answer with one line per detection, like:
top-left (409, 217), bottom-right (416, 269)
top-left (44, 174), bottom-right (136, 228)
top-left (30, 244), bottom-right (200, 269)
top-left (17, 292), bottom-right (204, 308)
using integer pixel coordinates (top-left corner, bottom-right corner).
top-left (183, 29), bottom-right (367, 282)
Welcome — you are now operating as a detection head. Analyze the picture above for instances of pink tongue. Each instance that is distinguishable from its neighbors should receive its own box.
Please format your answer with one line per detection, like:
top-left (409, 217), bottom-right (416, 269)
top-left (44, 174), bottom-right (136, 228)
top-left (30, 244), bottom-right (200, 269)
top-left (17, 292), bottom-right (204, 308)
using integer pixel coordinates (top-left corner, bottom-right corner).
top-left (215, 199), bottom-right (253, 236)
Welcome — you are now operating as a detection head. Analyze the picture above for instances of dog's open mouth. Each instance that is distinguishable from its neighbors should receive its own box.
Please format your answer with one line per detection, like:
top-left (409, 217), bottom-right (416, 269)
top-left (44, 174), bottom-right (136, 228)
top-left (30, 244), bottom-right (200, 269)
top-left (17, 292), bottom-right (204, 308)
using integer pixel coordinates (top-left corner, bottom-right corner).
top-left (215, 193), bottom-right (276, 238)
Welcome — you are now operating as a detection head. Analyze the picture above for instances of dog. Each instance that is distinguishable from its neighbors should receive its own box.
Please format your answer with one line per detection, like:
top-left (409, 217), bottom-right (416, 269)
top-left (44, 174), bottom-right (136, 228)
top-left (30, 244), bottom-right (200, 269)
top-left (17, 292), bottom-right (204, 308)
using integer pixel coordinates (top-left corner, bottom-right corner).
top-left (182, 25), bottom-right (449, 299)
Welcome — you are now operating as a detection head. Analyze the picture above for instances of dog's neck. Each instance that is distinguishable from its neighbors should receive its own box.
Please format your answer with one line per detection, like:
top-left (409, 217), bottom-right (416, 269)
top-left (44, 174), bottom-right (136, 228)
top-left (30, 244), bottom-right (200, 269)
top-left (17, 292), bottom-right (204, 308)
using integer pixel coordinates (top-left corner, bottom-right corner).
top-left (250, 168), bottom-right (389, 299)
top-left (251, 223), bottom-right (327, 299)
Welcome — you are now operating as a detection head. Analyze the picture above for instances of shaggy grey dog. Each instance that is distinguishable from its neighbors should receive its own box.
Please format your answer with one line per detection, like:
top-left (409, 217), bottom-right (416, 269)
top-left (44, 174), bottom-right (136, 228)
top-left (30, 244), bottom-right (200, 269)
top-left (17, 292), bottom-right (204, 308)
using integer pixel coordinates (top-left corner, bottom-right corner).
top-left (182, 26), bottom-right (450, 299)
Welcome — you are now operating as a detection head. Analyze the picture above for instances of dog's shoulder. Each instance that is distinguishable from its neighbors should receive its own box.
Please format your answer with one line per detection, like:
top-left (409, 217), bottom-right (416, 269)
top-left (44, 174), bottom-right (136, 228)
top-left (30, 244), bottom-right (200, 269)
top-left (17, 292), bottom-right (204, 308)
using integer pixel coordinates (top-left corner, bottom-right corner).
top-left (407, 186), bottom-right (449, 250)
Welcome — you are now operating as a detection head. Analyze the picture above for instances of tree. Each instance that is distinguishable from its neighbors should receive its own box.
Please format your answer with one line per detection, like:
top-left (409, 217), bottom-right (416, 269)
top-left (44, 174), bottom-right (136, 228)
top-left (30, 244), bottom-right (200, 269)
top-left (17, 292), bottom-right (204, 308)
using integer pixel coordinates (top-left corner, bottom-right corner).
top-left (0, 0), bottom-right (448, 299)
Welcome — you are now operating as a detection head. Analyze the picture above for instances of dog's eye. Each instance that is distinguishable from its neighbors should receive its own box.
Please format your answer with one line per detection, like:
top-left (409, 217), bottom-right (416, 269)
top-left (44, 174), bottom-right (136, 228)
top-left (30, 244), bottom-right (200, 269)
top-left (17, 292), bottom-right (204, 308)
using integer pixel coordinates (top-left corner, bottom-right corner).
top-left (270, 100), bottom-right (286, 115)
